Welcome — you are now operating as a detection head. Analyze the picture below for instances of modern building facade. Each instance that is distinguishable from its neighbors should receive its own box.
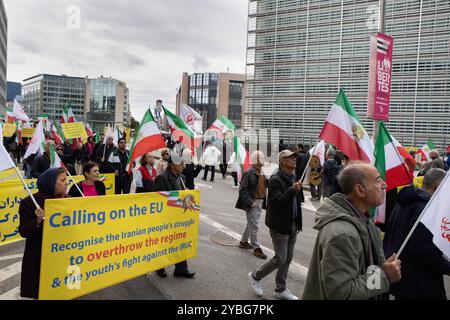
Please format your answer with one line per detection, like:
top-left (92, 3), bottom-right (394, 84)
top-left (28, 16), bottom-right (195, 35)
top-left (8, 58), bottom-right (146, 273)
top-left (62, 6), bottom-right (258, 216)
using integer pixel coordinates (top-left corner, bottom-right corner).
top-left (22, 74), bottom-right (86, 122)
top-left (21, 74), bottom-right (130, 132)
top-left (245, 0), bottom-right (450, 149)
top-left (176, 72), bottom-right (246, 131)
top-left (6, 81), bottom-right (21, 102)
top-left (0, 0), bottom-right (7, 114)
top-left (85, 76), bottom-right (131, 132)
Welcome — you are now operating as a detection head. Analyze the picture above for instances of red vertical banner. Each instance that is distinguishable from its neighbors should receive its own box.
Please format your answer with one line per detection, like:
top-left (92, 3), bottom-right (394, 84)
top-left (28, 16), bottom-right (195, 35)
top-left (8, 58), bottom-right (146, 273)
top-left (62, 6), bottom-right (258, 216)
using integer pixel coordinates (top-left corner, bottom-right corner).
top-left (367, 32), bottom-right (394, 121)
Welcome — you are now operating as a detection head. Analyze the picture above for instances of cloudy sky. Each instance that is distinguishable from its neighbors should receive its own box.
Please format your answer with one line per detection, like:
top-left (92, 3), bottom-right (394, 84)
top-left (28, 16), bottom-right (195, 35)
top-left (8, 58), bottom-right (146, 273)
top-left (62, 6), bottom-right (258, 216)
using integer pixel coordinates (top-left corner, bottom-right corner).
top-left (4, 0), bottom-right (248, 120)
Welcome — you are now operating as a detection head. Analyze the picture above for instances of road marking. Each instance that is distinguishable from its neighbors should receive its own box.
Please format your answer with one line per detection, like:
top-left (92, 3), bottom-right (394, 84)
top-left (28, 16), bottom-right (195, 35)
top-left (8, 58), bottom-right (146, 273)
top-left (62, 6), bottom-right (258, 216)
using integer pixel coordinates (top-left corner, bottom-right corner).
top-left (0, 261), bottom-right (21, 282)
top-left (0, 254), bottom-right (23, 262)
top-left (195, 183), bottom-right (213, 189)
top-left (0, 286), bottom-right (20, 300)
top-left (199, 214), bottom-right (309, 279)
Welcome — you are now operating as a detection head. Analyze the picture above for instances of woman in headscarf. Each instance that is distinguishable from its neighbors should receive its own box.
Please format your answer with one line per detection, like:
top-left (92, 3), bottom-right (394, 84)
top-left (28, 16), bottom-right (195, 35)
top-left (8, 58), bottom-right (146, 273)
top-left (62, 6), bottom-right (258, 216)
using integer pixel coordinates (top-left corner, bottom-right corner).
top-left (68, 162), bottom-right (106, 197)
top-left (18, 167), bottom-right (68, 299)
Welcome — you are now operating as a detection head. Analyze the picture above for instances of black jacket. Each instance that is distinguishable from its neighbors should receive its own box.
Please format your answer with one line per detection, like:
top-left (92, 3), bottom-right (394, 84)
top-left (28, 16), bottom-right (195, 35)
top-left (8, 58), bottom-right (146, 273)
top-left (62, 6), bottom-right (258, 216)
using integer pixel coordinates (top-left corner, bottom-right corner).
top-left (154, 168), bottom-right (186, 192)
top-left (182, 164), bottom-right (202, 190)
top-left (68, 181), bottom-right (106, 197)
top-left (31, 154), bottom-right (51, 178)
top-left (235, 167), bottom-right (267, 211)
top-left (295, 152), bottom-right (310, 179)
top-left (384, 185), bottom-right (450, 300)
top-left (95, 144), bottom-right (117, 173)
top-left (265, 169), bottom-right (303, 234)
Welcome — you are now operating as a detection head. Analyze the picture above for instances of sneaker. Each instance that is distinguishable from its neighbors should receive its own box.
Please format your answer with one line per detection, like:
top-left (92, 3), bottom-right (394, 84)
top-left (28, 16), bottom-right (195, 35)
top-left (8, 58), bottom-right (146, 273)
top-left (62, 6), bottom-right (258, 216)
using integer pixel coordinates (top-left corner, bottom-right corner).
top-left (232, 185), bottom-right (239, 189)
top-left (239, 241), bottom-right (253, 249)
top-left (248, 272), bottom-right (263, 297)
top-left (274, 288), bottom-right (299, 300)
top-left (253, 248), bottom-right (267, 259)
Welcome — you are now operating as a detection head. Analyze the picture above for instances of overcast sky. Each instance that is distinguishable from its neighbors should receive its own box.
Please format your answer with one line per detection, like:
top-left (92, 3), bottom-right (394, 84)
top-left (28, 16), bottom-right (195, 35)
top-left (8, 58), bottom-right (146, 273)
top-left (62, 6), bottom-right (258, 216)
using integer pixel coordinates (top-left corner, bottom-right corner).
top-left (4, 0), bottom-right (248, 120)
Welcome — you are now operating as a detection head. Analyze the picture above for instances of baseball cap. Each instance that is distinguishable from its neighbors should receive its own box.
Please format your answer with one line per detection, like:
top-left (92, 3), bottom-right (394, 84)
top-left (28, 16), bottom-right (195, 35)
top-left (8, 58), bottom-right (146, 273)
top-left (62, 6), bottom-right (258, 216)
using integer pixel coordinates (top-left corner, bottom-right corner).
top-left (168, 152), bottom-right (184, 165)
top-left (278, 150), bottom-right (299, 162)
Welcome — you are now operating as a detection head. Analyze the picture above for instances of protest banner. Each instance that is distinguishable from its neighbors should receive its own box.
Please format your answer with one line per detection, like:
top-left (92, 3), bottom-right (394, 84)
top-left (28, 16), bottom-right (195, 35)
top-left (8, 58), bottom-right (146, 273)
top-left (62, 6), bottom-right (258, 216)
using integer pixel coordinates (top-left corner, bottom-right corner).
top-left (21, 128), bottom-right (36, 138)
top-left (61, 122), bottom-right (88, 140)
top-left (2, 123), bottom-right (17, 137)
top-left (0, 167), bottom-right (19, 182)
top-left (0, 174), bottom-right (115, 246)
top-left (38, 190), bottom-right (200, 300)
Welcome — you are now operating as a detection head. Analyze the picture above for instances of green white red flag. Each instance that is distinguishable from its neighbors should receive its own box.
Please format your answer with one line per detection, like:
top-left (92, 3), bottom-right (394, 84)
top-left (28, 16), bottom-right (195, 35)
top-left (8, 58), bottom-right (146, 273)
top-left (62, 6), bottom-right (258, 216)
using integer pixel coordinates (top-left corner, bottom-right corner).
top-left (126, 110), bottom-right (166, 173)
top-left (233, 136), bottom-right (251, 182)
top-left (319, 89), bottom-right (374, 163)
top-left (61, 103), bottom-right (76, 123)
top-left (163, 106), bottom-right (200, 149)
top-left (372, 122), bottom-right (415, 223)
top-left (48, 143), bottom-right (64, 168)
top-left (417, 140), bottom-right (435, 162)
top-left (23, 121), bottom-right (45, 160)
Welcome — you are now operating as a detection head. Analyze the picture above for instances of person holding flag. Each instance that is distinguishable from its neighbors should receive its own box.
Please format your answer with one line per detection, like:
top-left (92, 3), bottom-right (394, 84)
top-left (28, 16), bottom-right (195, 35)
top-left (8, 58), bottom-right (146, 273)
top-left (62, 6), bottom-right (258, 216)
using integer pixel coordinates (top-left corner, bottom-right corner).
top-left (383, 168), bottom-right (450, 300)
top-left (108, 137), bottom-right (132, 194)
top-left (95, 136), bottom-right (116, 173)
top-left (18, 167), bottom-right (69, 299)
top-left (31, 141), bottom-right (54, 178)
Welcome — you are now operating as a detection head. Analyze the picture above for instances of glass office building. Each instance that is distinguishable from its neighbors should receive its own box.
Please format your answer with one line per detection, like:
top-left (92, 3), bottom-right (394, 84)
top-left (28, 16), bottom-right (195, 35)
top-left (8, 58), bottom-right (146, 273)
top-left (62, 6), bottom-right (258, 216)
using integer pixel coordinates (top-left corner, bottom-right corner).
top-left (86, 77), bottom-right (130, 132)
top-left (0, 0), bottom-right (7, 113)
top-left (177, 72), bottom-right (246, 131)
top-left (245, 0), bottom-right (450, 148)
top-left (22, 74), bottom-right (86, 121)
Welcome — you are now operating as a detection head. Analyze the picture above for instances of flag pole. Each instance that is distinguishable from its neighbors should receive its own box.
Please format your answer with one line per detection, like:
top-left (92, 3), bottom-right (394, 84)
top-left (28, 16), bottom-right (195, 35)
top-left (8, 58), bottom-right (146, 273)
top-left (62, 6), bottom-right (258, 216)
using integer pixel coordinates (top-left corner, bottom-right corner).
top-left (300, 139), bottom-right (321, 183)
top-left (396, 170), bottom-right (450, 257)
top-left (65, 168), bottom-right (85, 197)
top-left (13, 166), bottom-right (41, 210)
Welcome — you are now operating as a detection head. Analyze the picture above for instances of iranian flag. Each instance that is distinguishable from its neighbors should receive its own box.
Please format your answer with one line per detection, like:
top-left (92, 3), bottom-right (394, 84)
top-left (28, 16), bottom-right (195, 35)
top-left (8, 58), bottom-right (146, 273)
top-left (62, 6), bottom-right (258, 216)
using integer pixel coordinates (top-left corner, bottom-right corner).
top-left (6, 100), bottom-right (30, 123)
top-left (180, 104), bottom-right (203, 135)
top-left (51, 123), bottom-right (64, 145)
top-left (163, 106), bottom-right (200, 149)
top-left (61, 103), bottom-right (76, 123)
top-left (234, 136), bottom-right (251, 182)
top-left (126, 110), bottom-right (166, 173)
top-left (23, 121), bottom-right (46, 160)
top-left (48, 143), bottom-right (64, 168)
top-left (372, 122), bottom-right (414, 223)
top-left (417, 140), bottom-right (435, 162)
top-left (319, 89), bottom-right (374, 163)
top-left (85, 123), bottom-right (94, 137)
top-left (419, 170), bottom-right (450, 257)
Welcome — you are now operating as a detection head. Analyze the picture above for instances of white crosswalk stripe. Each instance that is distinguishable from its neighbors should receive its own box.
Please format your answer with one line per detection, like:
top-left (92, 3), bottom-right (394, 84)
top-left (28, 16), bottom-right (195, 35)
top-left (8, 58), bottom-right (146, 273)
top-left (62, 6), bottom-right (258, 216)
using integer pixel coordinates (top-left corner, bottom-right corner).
top-left (0, 286), bottom-right (20, 300)
top-left (0, 261), bottom-right (21, 282)
top-left (0, 254), bottom-right (23, 262)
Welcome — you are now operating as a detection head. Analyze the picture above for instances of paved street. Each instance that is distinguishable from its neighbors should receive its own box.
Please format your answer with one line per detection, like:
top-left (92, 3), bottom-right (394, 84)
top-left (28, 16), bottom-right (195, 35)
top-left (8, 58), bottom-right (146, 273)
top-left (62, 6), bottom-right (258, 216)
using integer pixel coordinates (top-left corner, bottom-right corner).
top-left (0, 172), bottom-right (449, 300)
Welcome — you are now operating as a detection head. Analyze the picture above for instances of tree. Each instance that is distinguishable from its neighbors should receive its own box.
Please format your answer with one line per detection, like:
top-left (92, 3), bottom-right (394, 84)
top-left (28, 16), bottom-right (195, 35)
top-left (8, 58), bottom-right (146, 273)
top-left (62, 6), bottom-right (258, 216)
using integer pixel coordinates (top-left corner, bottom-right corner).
top-left (130, 116), bottom-right (140, 130)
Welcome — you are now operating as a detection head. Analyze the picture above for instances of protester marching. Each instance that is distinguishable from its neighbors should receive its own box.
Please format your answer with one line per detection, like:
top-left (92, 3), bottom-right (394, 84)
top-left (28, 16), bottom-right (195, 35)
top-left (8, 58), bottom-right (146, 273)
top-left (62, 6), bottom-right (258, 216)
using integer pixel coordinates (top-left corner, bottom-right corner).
top-left (1, 95), bottom-right (449, 302)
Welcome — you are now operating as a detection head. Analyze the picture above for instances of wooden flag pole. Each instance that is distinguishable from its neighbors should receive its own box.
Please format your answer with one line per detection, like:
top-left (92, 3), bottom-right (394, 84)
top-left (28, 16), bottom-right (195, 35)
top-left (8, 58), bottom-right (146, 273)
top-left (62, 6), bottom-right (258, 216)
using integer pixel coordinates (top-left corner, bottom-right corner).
top-left (13, 166), bottom-right (41, 210)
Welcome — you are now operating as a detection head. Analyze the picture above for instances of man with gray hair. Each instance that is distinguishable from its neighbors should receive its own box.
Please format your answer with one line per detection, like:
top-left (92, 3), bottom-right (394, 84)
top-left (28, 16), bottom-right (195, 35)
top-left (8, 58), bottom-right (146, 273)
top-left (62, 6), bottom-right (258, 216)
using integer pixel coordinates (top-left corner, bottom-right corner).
top-left (303, 162), bottom-right (401, 299)
top-left (235, 150), bottom-right (268, 259)
top-left (384, 168), bottom-right (450, 300)
top-left (31, 140), bottom-right (55, 178)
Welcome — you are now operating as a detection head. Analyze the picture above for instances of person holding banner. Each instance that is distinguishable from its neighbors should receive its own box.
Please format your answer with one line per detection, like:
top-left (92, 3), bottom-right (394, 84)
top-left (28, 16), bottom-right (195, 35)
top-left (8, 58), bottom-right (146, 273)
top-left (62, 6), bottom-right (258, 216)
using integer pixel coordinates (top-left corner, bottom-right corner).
top-left (68, 162), bottom-right (106, 197)
top-left (154, 153), bottom-right (196, 279)
top-left (383, 168), bottom-right (450, 300)
top-left (302, 162), bottom-right (402, 300)
top-left (18, 168), bottom-right (69, 299)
